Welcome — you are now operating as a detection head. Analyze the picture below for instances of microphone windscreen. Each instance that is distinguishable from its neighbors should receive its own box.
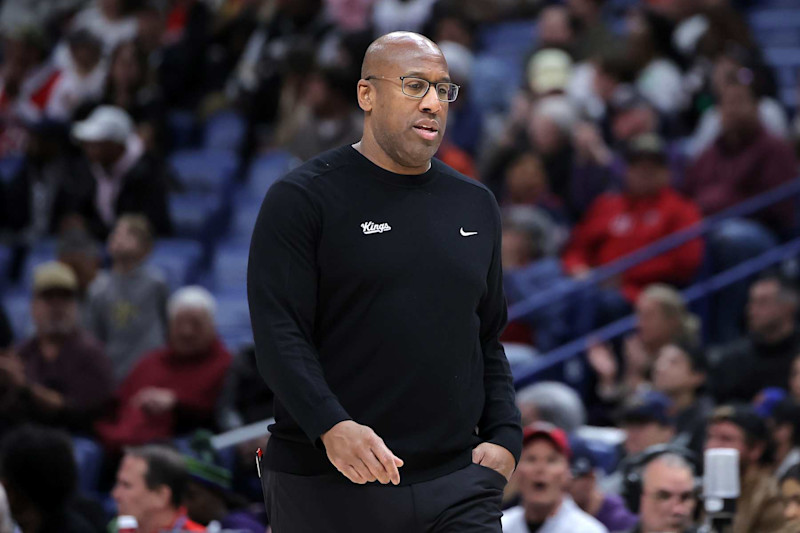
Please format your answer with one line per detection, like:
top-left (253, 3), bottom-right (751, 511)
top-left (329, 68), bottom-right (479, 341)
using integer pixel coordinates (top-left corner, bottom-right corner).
top-left (704, 448), bottom-right (740, 499)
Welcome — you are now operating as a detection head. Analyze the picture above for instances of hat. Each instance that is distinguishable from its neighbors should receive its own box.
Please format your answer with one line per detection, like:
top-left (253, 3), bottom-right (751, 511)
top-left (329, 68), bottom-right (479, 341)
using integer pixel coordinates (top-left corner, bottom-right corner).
top-left (527, 49), bottom-right (572, 95)
top-left (619, 390), bottom-right (675, 426)
top-left (569, 436), bottom-right (596, 477)
top-left (72, 105), bottom-right (133, 144)
top-left (523, 422), bottom-right (571, 457)
top-left (710, 404), bottom-right (768, 442)
top-left (625, 133), bottom-right (667, 163)
top-left (754, 387), bottom-right (788, 419)
top-left (32, 261), bottom-right (78, 294)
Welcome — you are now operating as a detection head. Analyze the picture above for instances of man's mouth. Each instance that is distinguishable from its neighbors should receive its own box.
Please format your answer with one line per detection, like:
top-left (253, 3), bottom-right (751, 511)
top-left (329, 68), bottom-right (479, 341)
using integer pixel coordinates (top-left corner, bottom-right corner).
top-left (412, 122), bottom-right (439, 141)
top-left (531, 481), bottom-right (549, 492)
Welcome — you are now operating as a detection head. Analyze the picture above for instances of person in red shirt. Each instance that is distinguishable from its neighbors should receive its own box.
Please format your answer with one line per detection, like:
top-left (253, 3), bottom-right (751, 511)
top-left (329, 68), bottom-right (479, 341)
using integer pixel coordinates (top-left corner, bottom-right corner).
top-left (112, 444), bottom-right (206, 533)
top-left (563, 133), bottom-right (703, 327)
top-left (96, 286), bottom-right (232, 451)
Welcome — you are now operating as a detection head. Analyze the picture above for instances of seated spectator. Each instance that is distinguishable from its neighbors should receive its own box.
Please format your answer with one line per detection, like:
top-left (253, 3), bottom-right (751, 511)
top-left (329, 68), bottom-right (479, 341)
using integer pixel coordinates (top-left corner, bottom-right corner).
top-left (0, 425), bottom-right (99, 533)
top-left (112, 444), bottom-right (205, 533)
top-left (502, 423), bottom-right (608, 533)
top-left (619, 391), bottom-right (676, 458)
top-left (0, 262), bottom-right (113, 433)
top-left (56, 228), bottom-right (102, 313)
top-left (86, 215), bottom-right (168, 382)
top-left (47, 29), bottom-right (106, 121)
top-left (96, 287), bottom-right (232, 451)
top-left (705, 404), bottom-right (787, 533)
top-left (587, 284), bottom-right (700, 417)
top-left (181, 432), bottom-right (265, 532)
top-left (685, 81), bottom-right (796, 236)
top-left (769, 400), bottom-right (800, 480)
top-left (711, 274), bottom-right (800, 404)
top-left (563, 133), bottom-right (703, 306)
top-left (652, 342), bottom-right (714, 456)
top-left (504, 150), bottom-right (569, 228)
top-left (217, 344), bottom-right (273, 432)
top-left (780, 464), bottom-right (800, 527)
top-left (68, 105), bottom-right (172, 239)
top-left (515, 381), bottom-right (586, 433)
top-left (568, 436), bottom-right (638, 532)
top-left (284, 65), bottom-right (362, 162)
top-left (622, 453), bottom-right (699, 533)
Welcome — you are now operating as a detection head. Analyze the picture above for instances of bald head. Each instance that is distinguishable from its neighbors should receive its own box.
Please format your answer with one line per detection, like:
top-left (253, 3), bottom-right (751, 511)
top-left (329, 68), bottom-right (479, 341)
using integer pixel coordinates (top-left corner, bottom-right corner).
top-left (361, 32), bottom-right (445, 79)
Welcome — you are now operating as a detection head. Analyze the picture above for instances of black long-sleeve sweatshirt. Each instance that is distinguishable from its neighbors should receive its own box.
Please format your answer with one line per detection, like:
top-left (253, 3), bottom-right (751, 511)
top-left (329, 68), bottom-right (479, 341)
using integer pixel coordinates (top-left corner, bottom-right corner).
top-left (247, 145), bottom-right (522, 485)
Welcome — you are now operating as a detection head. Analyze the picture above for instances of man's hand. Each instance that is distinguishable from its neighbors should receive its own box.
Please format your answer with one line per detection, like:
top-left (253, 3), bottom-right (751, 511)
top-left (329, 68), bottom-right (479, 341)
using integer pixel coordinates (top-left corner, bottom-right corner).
top-left (472, 442), bottom-right (515, 481)
top-left (134, 387), bottom-right (177, 415)
top-left (0, 352), bottom-right (26, 389)
top-left (321, 420), bottom-right (404, 485)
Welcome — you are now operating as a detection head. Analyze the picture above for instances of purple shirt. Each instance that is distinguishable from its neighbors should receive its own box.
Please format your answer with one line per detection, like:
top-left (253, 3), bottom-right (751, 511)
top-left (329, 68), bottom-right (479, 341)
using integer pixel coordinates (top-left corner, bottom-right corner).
top-left (595, 493), bottom-right (638, 532)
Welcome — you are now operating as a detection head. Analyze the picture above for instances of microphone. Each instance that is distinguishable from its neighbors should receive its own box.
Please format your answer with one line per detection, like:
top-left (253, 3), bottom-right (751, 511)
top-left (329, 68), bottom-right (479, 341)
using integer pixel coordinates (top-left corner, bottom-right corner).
top-left (702, 448), bottom-right (740, 533)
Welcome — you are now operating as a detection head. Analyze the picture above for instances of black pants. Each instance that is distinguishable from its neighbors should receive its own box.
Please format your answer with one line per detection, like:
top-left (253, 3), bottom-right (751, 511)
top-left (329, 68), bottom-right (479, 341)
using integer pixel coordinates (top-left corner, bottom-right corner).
top-left (262, 463), bottom-right (506, 532)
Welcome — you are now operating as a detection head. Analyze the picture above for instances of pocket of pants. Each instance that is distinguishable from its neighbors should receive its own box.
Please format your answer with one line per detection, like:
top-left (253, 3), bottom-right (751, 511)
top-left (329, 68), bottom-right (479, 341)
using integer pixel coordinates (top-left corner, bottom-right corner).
top-left (472, 462), bottom-right (508, 487)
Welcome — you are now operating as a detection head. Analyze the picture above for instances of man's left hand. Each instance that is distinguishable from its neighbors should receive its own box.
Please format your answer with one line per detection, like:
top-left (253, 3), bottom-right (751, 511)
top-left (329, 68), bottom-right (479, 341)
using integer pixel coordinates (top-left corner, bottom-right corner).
top-left (472, 442), bottom-right (515, 481)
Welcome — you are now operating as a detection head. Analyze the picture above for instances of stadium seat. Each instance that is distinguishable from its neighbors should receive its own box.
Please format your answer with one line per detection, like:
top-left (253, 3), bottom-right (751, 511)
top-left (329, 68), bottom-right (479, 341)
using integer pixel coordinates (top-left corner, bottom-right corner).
top-left (749, 9), bottom-right (800, 30)
top-left (204, 110), bottom-right (247, 152)
top-left (166, 110), bottom-right (199, 151)
top-left (245, 150), bottom-right (294, 198)
top-left (170, 149), bottom-right (239, 194)
top-left (146, 238), bottom-right (204, 289)
top-left (169, 192), bottom-right (226, 241)
top-left (214, 289), bottom-right (253, 352)
top-left (19, 239), bottom-right (57, 289)
top-left (0, 245), bottom-right (11, 287)
top-left (476, 19), bottom-right (537, 56)
top-left (212, 243), bottom-right (249, 293)
top-left (0, 155), bottom-right (23, 182)
top-left (72, 436), bottom-right (105, 495)
top-left (228, 200), bottom-right (261, 246)
top-left (2, 293), bottom-right (32, 340)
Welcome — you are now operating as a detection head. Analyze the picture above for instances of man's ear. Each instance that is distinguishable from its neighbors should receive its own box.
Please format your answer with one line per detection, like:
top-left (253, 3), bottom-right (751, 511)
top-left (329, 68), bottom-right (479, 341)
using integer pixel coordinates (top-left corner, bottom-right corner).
top-left (155, 485), bottom-right (173, 509)
top-left (357, 80), bottom-right (373, 112)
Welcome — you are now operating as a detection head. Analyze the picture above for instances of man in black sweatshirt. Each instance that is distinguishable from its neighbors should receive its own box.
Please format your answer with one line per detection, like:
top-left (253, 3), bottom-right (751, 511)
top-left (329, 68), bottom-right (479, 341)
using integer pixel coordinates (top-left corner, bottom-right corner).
top-left (248, 31), bottom-right (522, 532)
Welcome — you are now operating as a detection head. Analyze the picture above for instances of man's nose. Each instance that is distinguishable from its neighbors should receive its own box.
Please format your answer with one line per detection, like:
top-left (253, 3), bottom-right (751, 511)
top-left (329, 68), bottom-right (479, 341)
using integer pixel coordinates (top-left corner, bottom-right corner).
top-left (419, 86), bottom-right (442, 114)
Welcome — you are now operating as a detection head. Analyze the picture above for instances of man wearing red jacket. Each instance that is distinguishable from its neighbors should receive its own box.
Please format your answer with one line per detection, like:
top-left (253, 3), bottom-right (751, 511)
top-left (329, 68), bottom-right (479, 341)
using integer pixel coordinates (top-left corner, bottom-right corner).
top-left (563, 133), bottom-right (703, 307)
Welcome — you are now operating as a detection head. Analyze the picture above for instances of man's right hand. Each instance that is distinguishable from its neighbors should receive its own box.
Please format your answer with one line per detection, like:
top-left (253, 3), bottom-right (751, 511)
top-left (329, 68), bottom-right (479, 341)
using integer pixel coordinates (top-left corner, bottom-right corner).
top-left (321, 420), bottom-right (404, 485)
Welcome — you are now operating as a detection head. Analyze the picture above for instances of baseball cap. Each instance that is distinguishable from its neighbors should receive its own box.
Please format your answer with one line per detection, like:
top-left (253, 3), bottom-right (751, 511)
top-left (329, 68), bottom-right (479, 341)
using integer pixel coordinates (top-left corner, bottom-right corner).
top-left (619, 390), bottom-right (675, 426)
top-left (527, 48), bottom-right (572, 95)
top-left (709, 404), bottom-right (768, 442)
top-left (754, 387), bottom-right (788, 419)
top-left (624, 133), bottom-right (667, 164)
top-left (523, 422), bottom-right (571, 458)
top-left (32, 261), bottom-right (78, 294)
top-left (72, 105), bottom-right (133, 144)
top-left (569, 436), bottom-right (597, 477)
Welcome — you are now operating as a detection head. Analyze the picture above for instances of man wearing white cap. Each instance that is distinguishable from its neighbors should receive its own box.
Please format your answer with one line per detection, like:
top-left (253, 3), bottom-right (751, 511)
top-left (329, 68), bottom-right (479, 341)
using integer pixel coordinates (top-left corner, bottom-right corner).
top-left (71, 105), bottom-right (171, 239)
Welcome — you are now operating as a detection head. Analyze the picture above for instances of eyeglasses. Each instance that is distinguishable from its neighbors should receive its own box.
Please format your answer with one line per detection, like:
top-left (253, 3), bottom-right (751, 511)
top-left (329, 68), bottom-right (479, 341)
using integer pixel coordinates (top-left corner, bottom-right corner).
top-left (645, 490), bottom-right (696, 504)
top-left (364, 76), bottom-right (460, 102)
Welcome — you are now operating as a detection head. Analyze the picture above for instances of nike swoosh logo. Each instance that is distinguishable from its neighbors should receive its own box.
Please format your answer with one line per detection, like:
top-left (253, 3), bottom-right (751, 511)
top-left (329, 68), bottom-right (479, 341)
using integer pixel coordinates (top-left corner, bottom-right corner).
top-left (460, 228), bottom-right (478, 237)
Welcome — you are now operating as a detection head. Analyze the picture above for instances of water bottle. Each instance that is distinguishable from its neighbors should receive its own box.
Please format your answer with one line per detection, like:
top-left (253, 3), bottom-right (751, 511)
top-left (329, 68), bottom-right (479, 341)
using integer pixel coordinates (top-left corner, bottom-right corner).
top-left (117, 515), bottom-right (138, 533)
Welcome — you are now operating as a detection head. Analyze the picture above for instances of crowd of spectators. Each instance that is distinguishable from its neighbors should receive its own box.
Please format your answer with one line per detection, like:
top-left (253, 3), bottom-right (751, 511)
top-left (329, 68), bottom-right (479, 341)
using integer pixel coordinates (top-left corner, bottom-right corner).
top-left (0, 0), bottom-right (797, 531)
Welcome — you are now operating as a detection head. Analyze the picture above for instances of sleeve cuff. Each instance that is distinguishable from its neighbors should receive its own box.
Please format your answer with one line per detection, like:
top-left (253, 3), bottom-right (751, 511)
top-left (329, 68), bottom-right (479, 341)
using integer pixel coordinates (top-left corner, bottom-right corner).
top-left (485, 425), bottom-right (523, 466)
top-left (304, 397), bottom-right (352, 450)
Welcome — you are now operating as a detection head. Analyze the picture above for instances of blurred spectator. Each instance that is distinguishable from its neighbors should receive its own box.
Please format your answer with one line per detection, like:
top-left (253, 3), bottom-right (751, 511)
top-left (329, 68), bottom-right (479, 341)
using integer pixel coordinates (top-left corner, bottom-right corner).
top-left (705, 404), bottom-right (787, 533)
top-left (504, 150), bottom-right (568, 226)
top-left (537, 6), bottom-right (574, 50)
top-left (372, 0), bottom-right (436, 36)
top-left (502, 423), bottom-right (608, 533)
top-left (437, 40), bottom-right (481, 159)
top-left (0, 28), bottom-right (62, 158)
top-left (627, 8), bottom-right (686, 117)
top-left (567, 0), bottom-right (615, 62)
top-left (653, 342), bottom-right (713, 456)
top-left (781, 464), bottom-right (800, 527)
top-left (623, 453), bottom-right (698, 533)
top-left (57, 228), bottom-right (102, 308)
top-left (792, 354), bottom-right (800, 403)
top-left (0, 261), bottom-right (113, 434)
top-left (48, 29), bottom-right (106, 121)
top-left (86, 215), bottom-right (169, 382)
top-left (181, 432), bottom-right (264, 532)
top-left (217, 345), bottom-right (273, 432)
top-left (0, 118), bottom-right (83, 243)
top-left (769, 400), bottom-right (800, 480)
top-left (284, 65), bottom-right (361, 161)
top-left (711, 274), bottom-right (800, 404)
top-left (563, 133), bottom-right (703, 308)
top-left (686, 47), bottom-right (789, 160)
top-left (619, 391), bottom-right (676, 457)
top-left (67, 0), bottom-right (137, 56)
top-left (0, 425), bottom-right (99, 533)
top-left (69, 105), bottom-right (172, 239)
top-left (588, 285), bottom-right (700, 418)
top-left (568, 436), bottom-right (639, 532)
top-left (685, 81), bottom-right (796, 236)
top-left (96, 287), bottom-right (232, 451)
top-left (111, 444), bottom-right (205, 533)
top-left (515, 381), bottom-right (586, 432)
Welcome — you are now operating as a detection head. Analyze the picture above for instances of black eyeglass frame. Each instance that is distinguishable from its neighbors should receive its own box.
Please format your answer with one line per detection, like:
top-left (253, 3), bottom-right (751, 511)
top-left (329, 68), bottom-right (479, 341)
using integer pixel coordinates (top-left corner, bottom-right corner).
top-left (363, 75), bottom-right (460, 102)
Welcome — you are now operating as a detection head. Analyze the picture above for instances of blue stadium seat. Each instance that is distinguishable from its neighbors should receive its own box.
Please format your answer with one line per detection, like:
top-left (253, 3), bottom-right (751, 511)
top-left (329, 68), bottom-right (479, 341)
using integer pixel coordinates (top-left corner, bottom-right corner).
top-left (169, 192), bottom-right (225, 241)
top-left (749, 9), bottom-right (800, 30)
top-left (0, 245), bottom-right (11, 287)
top-left (146, 238), bottom-right (204, 289)
top-left (0, 155), bottom-right (23, 182)
top-left (246, 151), bottom-right (294, 198)
top-left (72, 436), bottom-right (104, 495)
top-left (2, 293), bottom-right (31, 341)
top-left (214, 290), bottom-right (252, 352)
top-left (204, 110), bottom-right (247, 152)
top-left (212, 243), bottom-right (249, 293)
top-left (583, 439), bottom-right (620, 475)
top-left (19, 239), bottom-right (57, 289)
top-left (228, 200), bottom-right (261, 246)
top-left (469, 54), bottom-right (521, 113)
top-left (170, 149), bottom-right (239, 194)
top-left (166, 110), bottom-right (199, 150)
top-left (476, 19), bottom-right (537, 56)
